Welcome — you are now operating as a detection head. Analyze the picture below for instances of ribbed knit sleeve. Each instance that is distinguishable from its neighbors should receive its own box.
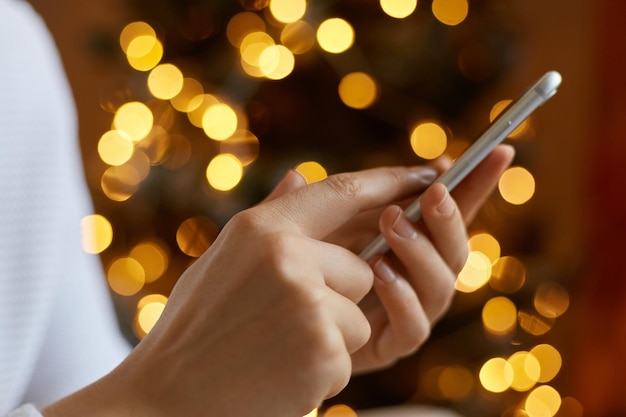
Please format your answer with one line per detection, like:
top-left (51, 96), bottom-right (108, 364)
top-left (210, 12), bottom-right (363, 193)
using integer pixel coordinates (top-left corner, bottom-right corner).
top-left (0, 1), bottom-right (131, 414)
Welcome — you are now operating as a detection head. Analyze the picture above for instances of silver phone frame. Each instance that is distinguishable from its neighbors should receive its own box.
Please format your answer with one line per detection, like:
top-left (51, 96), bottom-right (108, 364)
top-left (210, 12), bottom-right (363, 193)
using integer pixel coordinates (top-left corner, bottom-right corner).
top-left (359, 71), bottom-right (562, 260)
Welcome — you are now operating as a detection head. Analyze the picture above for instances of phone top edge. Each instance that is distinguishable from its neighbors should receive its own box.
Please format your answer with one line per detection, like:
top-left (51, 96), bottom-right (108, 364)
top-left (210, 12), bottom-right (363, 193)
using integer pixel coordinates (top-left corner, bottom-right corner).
top-left (535, 71), bottom-right (562, 100)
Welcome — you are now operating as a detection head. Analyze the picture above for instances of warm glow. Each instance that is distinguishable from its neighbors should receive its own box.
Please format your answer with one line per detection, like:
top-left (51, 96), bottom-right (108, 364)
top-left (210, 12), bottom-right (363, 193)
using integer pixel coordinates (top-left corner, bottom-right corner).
top-left (518, 310), bottom-right (553, 336)
top-left (269, 0), bottom-right (307, 23)
top-left (98, 130), bottom-right (134, 166)
top-left (129, 241), bottom-right (169, 283)
top-left (380, 0), bottom-right (418, 19)
top-left (490, 99), bottom-right (530, 138)
top-left (113, 101), bottom-right (154, 142)
top-left (479, 357), bottom-right (513, 393)
top-left (410, 122), bottom-right (448, 160)
top-left (303, 408), bottom-right (318, 417)
top-left (530, 344), bottom-right (562, 383)
top-left (438, 365), bottom-right (474, 400)
top-left (240, 31), bottom-right (275, 67)
top-left (468, 232), bottom-right (500, 264)
top-left (482, 296), bottom-right (517, 335)
top-left (295, 161), bottom-right (328, 184)
top-left (490, 256), bottom-right (526, 294)
top-left (148, 63), bottom-right (184, 100)
top-left (227, 12), bottom-right (266, 48)
top-left (534, 282), bottom-right (570, 319)
top-left (187, 94), bottom-right (220, 127)
top-left (176, 216), bottom-right (219, 257)
top-left (525, 385), bottom-right (561, 417)
top-left (431, 0), bottom-right (469, 26)
top-left (101, 165), bottom-right (141, 202)
top-left (202, 103), bottom-right (238, 141)
top-left (260, 44), bottom-right (295, 80)
top-left (508, 351), bottom-right (540, 392)
top-left (120, 21), bottom-right (156, 53)
top-left (281, 21), bottom-right (316, 54)
top-left (170, 78), bottom-right (204, 112)
top-left (317, 18), bottom-right (354, 54)
top-left (219, 130), bottom-right (260, 166)
top-left (137, 126), bottom-right (170, 166)
top-left (81, 214), bottom-right (113, 254)
top-left (137, 298), bottom-right (166, 336)
top-left (455, 251), bottom-right (492, 292)
top-left (323, 404), bottom-right (358, 417)
top-left (499, 166), bottom-right (535, 205)
top-left (126, 35), bottom-right (164, 72)
top-left (107, 257), bottom-right (145, 296)
top-left (338, 72), bottom-right (378, 109)
top-left (206, 154), bottom-right (244, 191)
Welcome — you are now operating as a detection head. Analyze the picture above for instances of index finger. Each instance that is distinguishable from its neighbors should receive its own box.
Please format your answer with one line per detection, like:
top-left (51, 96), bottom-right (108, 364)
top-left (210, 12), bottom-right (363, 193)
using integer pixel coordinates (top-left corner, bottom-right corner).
top-left (260, 166), bottom-right (437, 239)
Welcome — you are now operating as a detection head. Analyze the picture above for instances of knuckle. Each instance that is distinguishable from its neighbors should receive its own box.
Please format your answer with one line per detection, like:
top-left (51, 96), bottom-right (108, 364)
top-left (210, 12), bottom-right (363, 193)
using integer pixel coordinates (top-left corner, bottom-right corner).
top-left (324, 172), bottom-right (362, 202)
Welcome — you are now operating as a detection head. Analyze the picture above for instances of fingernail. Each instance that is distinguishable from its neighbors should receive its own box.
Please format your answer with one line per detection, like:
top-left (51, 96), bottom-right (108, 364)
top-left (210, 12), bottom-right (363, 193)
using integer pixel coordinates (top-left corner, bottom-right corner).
top-left (411, 167), bottom-right (438, 185)
top-left (392, 207), bottom-right (417, 238)
top-left (373, 258), bottom-right (397, 283)
top-left (437, 187), bottom-right (455, 216)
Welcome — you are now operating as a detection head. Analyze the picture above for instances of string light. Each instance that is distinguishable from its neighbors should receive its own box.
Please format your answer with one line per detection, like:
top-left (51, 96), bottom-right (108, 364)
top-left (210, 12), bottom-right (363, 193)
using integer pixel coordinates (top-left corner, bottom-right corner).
top-left (88, 4), bottom-right (575, 414)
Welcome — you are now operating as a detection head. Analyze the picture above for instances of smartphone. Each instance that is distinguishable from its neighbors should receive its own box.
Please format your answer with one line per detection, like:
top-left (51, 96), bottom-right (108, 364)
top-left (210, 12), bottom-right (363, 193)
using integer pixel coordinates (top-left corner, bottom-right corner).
top-left (359, 70), bottom-right (562, 260)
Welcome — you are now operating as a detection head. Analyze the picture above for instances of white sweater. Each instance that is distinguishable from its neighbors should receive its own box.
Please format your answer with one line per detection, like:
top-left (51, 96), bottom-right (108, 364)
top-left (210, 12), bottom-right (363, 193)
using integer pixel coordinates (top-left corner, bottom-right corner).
top-left (0, 1), bottom-right (131, 415)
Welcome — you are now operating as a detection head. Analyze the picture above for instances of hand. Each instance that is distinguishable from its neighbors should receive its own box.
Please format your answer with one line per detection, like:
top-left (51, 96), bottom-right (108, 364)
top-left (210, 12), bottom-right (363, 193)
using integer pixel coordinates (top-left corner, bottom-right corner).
top-left (42, 166), bottom-right (439, 417)
top-left (347, 145), bottom-right (515, 373)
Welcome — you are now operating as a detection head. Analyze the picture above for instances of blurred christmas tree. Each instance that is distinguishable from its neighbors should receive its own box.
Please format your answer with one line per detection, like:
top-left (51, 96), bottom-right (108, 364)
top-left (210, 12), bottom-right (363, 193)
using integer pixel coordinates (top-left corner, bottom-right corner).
top-left (87, 0), bottom-right (574, 415)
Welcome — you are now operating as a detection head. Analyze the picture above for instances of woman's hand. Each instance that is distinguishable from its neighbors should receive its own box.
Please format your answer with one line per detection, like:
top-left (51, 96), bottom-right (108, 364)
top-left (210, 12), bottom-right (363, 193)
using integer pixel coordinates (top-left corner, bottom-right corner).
top-left (349, 145), bottom-right (515, 373)
top-left (42, 165), bottom-right (440, 417)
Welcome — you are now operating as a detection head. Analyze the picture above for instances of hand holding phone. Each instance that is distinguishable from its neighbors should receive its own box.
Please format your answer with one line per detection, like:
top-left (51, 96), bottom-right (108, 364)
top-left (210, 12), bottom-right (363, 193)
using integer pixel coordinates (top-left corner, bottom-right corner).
top-left (359, 70), bottom-right (562, 260)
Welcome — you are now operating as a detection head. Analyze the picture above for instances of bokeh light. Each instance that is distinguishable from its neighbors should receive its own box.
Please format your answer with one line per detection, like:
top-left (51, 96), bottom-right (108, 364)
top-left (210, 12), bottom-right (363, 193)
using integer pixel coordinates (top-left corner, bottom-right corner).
top-left (98, 130), bottom-right (134, 166)
top-left (438, 365), bottom-right (474, 400)
top-left (107, 257), bottom-right (145, 296)
top-left (338, 72), bottom-right (378, 109)
top-left (323, 404), bottom-right (358, 417)
top-left (410, 121), bottom-right (448, 160)
top-left (530, 344), bottom-right (562, 383)
top-left (206, 153), bottom-right (244, 191)
top-left (135, 294), bottom-right (167, 338)
top-left (281, 21), bottom-right (316, 54)
top-left (317, 18), bottom-right (354, 54)
top-left (260, 44), bottom-right (295, 80)
top-left (120, 21), bottom-right (156, 53)
top-left (202, 103), bottom-right (238, 141)
top-left (490, 256), bottom-right (526, 294)
top-left (482, 296), bottom-right (517, 335)
top-left (455, 251), bottom-right (492, 293)
top-left (480, 357), bottom-right (513, 393)
top-left (170, 78), bottom-right (204, 112)
top-left (525, 385), bottom-right (561, 417)
top-left (113, 101), bottom-right (154, 142)
top-left (129, 241), bottom-right (169, 283)
top-left (380, 0), bottom-right (418, 19)
top-left (125, 35), bottom-right (164, 72)
top-left (295, 161), bottom-right (328, 184)
top-left (269, 0), bottom-right (306, 24)
top-left (498, 166), bottom-right (535, 205)
top-left (147, 63), bottom-right (184, 100)
top-left (219, 130), bottom-right (260, 166)
top-left (431, 0), bottom-right (469, 26)
top-left (176, 216), bottom-right (219, 257)
top-left (508, 351), bottom-right (540, 392)
top-left (534, 282), bottom-right (570, 319)
top-left (468, 232), bottom-right (500, 264)
top-left (227, 12), bottom-right (266, 48)
top-left (81, 214), bottom-right (113, 254)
